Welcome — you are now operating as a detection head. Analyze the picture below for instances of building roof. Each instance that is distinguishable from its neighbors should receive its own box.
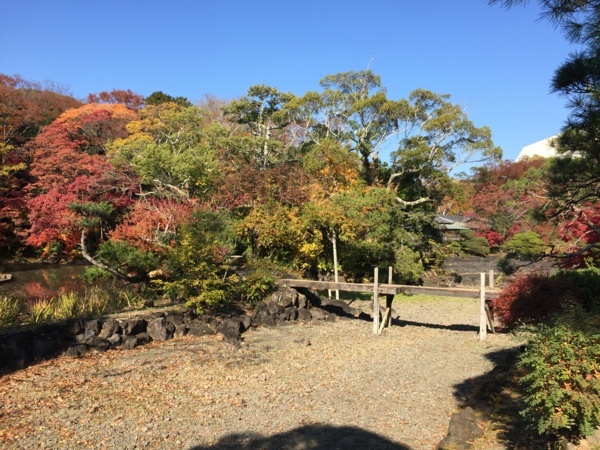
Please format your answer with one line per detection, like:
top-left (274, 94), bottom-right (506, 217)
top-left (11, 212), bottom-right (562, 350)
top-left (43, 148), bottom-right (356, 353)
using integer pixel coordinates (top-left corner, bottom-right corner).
top-left (516, 136), bottom-right (558, 161)
top-left (435, 215), bottom-right (471, 231)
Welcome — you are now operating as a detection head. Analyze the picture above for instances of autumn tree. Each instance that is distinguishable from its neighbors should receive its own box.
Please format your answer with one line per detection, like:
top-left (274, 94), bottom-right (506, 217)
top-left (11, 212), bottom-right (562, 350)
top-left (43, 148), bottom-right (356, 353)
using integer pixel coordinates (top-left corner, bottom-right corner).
top-left (25, 103), bottom-right (139, 254)
top-left (469, 157), bottom-right (552, 245)
top-left (88, 88), bottom-right (145, 111)
top-left (108, 101), bottom-right (218, 201)
top-left (0, 73), bottom-right (81, 149)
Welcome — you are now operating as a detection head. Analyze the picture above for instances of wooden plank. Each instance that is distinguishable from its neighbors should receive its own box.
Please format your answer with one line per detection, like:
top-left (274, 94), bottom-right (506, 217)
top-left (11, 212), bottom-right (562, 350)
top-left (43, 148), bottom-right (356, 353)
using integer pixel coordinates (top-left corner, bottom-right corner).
top-left (378, 307), bottom-right (391, 335)
top-left (277, 279), bottom-right (403, 295)
top-left (385, 294), bottom-right (393, 327)
top-left (373, 267), bottom-right (379, 334)
top-left (485, 303), bottom-right (496, 335)
top-left (479, 273), bottom-right (487, 341)
top-left (276, 279), bottom-right (500, 299)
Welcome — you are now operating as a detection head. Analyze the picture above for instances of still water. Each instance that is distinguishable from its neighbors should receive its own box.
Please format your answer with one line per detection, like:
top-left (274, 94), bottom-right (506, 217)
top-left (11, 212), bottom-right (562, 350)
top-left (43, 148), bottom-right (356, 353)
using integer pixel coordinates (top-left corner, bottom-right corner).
top-left (0, 263), bottom-right (91, 300)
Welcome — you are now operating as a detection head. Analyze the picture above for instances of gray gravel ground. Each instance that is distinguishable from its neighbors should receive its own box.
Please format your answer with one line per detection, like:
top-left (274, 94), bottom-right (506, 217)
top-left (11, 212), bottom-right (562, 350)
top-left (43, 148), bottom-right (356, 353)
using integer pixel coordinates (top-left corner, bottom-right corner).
top-left (0, 295), bottom-right (518, 450)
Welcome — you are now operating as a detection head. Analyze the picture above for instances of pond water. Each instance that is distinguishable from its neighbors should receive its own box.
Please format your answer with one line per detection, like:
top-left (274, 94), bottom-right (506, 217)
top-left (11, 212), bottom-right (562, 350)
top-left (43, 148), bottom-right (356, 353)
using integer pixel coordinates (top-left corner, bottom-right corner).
top-left (0, 263), bottom-right (92, 300)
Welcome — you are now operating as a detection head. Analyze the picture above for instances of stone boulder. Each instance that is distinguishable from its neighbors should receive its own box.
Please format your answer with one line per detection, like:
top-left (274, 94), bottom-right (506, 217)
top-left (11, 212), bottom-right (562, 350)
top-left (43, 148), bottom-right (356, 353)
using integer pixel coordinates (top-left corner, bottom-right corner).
top-left (437, 406), bottom-right (484, 450)
top-left (121, 318), bottom-right (146, 336)
top-left (186, 320), bottom-right (215, 337)
top-left (147, 317), bottom-right (175, 341)
top-left (98, 318), bottom-right (121, 339)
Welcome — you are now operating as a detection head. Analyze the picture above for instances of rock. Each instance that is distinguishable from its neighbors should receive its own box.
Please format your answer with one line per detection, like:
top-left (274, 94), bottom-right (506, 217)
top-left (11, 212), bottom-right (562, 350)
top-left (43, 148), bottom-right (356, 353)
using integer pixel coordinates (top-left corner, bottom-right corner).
top-left (297, 308), bottom-right (312, 322)
top-left (165, 312), bottom-right (185, 327)
top-left (66, 320), bottom-right (84, 336)
top-left (358, 311), bottom-right (372, 321)
top-left (217, 318), bottom-right (242, 341)
top-left (0, 344), bottom-right (13, 369)
top-left (272, 287), bottom-right (297, 308)
top-left (251, 301), bottom-right (271, 327)
top-left (263, 315), bottom-right (277, 327)
top-left (297, 293), bottom-right (309, 309)
top-left (32, 338), bottom-right (59, 359)
top-left (135, 332), bottom-right (152, 345)
top-left (64, 344), bottom-right (89, 358)
top-left (147, 317), bottom-right (175, 341)
top-left (121, 335), bottom-right (139, 350)
top-left (143, 299), bottom-right (155, 308)
top-left (83, 320), bottom-right (100, 338)
top-left (173, 323), bottom-right (188, 338)
top-left (121, 318), bottom-right (146, 336)
top-left (309, 308), bottom-right (328, 320)
top-left (320, 298), bottom-right (358, 317)
top-left (437, 406), bottom-right (484, 450)
top-left (186, 320), bottom-right (215, 337)
top-left (99, 318), bottom-right (122, 339)
top-left (107, 334), bottom-right (121, 346)
top-left (284, 307), bottom-right (298, 321)
top-left (240, 315), bottom-right (251, 332)
top-left (86, 336), bottom-right (110, 352)
top-left (266, 299), bottom-right (284, 315)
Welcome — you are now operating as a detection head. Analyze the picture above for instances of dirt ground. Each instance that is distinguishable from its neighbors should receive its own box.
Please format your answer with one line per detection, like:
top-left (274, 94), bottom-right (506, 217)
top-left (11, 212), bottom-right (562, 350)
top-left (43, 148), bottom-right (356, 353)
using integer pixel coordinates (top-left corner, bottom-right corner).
top-left (0, 296), bottom-right (519, 450)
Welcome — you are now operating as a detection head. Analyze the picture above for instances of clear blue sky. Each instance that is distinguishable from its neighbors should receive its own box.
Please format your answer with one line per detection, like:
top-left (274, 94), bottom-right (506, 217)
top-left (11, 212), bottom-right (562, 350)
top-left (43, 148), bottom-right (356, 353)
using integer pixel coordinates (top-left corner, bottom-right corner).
top-left (1, 0), bottom-right (577, 163)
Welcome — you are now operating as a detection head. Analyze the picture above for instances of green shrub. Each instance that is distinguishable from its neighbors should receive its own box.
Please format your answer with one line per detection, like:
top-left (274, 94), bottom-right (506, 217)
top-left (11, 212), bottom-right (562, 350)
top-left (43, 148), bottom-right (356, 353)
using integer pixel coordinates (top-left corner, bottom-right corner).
top-left (394, 246), bottom-right (425, 284)
top-left (517, 306), bottom-right (600, 441)
top-left (81, 267), bottom-right (113, 282)
top-left (241, 271), bottom-right (276, 306)
top-left (157, 208), bottom-right (237, 313)
top-left (0, 295), bottom-right (22, 328)
top-left (504, 231), bottom-right (547, 259)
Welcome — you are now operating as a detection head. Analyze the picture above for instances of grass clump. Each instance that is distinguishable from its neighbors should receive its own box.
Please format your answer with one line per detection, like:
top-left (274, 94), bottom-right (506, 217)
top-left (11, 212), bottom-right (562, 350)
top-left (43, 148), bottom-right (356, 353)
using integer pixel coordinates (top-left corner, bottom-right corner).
top-left (0, 295), bottom-right (23, 328)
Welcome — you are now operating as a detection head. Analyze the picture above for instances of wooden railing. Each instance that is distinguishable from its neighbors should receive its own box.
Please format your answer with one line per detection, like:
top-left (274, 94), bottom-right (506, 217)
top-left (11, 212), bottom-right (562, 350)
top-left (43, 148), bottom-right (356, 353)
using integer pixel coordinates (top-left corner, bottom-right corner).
top-left (277, 268), bottom-right (497, 340)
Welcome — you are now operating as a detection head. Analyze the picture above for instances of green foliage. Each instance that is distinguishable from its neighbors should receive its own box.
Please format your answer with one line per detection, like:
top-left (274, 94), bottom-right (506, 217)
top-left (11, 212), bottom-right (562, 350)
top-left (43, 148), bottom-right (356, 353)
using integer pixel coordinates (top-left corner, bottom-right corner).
top-left (157, 208), bottom-right (237, 312)
top-left (0, 295), bottom-right (22, 328)
top-left (517, 306), bottom-right (600, 441)
top-left (145, 91), bottom-right (191, 107)
top-left (458, 229), bottom-right (491, 256)
top-left (497, 254), bottom-right (519, 275)
top-left (240, 271), bottom-right (276, 306)
top-left (96, 240), bottom-right (159, 276)
top-left (68, 201), bottom-right (114, 221)
top-left (393, 246), bottom-right (425, 284)
top-left (504, 231), bottom-right (547, 259)
top-left (81, 266), bottom-right (112, 282)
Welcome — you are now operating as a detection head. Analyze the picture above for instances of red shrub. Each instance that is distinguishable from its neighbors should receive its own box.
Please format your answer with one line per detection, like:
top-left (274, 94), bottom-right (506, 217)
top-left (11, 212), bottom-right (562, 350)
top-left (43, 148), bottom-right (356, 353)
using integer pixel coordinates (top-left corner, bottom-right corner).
top-left (491, 272), bottom-right (573, 328)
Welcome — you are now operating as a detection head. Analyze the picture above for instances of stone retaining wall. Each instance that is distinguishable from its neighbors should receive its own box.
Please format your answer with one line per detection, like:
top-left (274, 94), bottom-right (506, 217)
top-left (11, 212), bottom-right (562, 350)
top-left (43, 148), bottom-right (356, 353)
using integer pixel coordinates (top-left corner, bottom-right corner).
top-left (0, 287), bottom-right (376, 374)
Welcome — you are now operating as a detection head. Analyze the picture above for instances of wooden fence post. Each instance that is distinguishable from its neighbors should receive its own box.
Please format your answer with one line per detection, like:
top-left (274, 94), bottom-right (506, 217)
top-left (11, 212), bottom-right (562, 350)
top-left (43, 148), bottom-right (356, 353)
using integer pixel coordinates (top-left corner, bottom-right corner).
top-left (489, 270), bottom-right (494, 288)
top-left (479, 273), bottom-right (487, 341)
top-left (373, 267), bottom-right (379, 335)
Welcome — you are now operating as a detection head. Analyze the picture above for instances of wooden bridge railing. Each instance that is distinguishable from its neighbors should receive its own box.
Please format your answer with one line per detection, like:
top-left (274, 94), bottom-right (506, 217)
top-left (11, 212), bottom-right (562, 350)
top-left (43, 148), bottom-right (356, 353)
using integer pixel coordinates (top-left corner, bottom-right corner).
top-left (277, 268), bottom-right (497, 340)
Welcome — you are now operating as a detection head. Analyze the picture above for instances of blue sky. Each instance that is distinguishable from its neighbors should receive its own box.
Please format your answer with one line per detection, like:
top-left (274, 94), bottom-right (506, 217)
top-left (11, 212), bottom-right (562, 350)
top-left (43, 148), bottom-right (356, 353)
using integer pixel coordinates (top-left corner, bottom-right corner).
top-left (1, 0), bottom-right (577, 163)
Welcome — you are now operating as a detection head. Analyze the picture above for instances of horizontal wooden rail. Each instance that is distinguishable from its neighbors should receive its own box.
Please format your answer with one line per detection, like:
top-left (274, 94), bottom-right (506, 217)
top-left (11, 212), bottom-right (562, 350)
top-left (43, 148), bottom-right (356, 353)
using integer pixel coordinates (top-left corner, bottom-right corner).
top-left (276, 279), bottom-right (499, 299)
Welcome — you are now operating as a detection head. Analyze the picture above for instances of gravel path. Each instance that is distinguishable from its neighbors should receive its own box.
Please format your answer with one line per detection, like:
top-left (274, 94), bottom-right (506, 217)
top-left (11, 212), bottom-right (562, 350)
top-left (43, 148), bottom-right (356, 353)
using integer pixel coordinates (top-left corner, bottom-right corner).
top-left (0, 296), bottom-right (517, 450)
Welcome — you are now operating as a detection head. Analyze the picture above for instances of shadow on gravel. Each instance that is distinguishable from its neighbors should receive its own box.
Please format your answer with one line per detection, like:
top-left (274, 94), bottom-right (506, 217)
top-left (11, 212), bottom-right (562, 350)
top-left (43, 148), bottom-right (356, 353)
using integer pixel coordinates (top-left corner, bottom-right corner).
top-left (450, 347), bottom-right (544, 449)
top-left (188, 424), bottom-right (412, 450)
top-left (393, 318), bottom-right (479, 333)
